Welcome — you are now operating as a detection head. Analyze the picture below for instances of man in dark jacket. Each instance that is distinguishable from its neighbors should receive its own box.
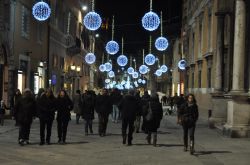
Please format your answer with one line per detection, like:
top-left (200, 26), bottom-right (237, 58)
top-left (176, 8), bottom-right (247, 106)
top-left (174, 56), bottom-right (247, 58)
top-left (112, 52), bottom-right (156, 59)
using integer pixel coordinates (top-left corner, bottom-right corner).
top-left (119, 89), bottom-right (140, 146)
top-left (141, 91), bottom-right (151, 132)
top-left (14, 88), bottom-right (36, 145)
top-left (37, 88), bottom-right (56, 145)
top-left (110, 88), bottom-right (122, 123)
top-left (95, 89), bottom-right (112, 137)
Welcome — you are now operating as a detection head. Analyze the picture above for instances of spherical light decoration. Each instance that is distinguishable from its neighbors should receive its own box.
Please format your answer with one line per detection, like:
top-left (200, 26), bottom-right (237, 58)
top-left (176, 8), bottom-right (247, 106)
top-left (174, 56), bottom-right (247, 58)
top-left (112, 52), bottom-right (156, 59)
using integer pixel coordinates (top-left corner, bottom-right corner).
top-left (155, 37), bottom-right (169, 51)
top-left (139, 65), bottom-right (148, 74)
top-left (127, 67), bottom-right (134, 75)
top-left (99, 64), bottom-right (106, 72)
top-left (178, 59), bottom-right (187, 70)
top-left (105, 79), bottom-right (111, 83)
top-left (132, 72), bottom-right (139, 79)
top-left (138, 79), bottom-right (142, 83)
top-left (160, 65), bottom-right (168, 73)
top-left (83, 11), bottom-right (102, 31)
top-left (121, 80), bottom-right (126, 85)
top-left (145, 54), bottom-right (156, 66)
top-left (155, 69), bottom-right (162, 77)
top-left (106, 41), bottom-right (119, 55)
top-left (85, 53), bottom-right (96, 64)
top-left (32, 1), bottom-right (51, 21)
top-left (105, 62), bottom-right (112, 72)
top-left (142, 80), bottom-right (146, 84)
top-left (117, 55), bottom-right (128, 67)
top-left (108, 71), bottom-right (115, 78)
top-left (141, 11), bottom-right (160, 31)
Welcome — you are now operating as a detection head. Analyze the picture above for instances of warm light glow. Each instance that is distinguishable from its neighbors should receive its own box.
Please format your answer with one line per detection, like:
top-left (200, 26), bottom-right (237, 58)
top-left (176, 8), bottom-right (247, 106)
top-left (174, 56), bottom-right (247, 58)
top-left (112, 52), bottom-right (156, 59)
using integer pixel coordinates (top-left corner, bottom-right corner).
top-left (18, 70), bottom-right (23, 93)
top-left (76, 66), bottom-right (81, 72)
top-left (82, 6), bottom-right (88, 11)
top-left (71, 65), bottom-right (76, 71)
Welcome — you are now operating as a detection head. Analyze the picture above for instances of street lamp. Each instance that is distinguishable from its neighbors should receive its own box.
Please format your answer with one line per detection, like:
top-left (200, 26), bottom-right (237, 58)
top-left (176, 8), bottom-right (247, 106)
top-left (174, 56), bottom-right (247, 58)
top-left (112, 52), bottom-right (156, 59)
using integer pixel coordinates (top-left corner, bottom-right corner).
top-left (71, 64), bottom-right (76, 71)
top-left (76, 66), bottom-right (81, 72)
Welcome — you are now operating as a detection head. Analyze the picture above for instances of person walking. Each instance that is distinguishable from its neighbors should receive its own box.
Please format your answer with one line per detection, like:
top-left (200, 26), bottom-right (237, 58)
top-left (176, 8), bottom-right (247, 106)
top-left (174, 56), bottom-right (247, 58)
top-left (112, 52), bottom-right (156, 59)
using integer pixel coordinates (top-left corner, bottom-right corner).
top-left (178, 94), bottom-right (199, 155)
top-left (73, 90), bottom-right (83, 124)
top-left (12, 89), bottom-right (22, 126)
top-left (141, 91), bottom-right (151, 133)
top-left (95, 89), bottom-right (112, 137)
top-left (119, 90), bottom-right (140, 146)
top-left (143, 93), bottom-right (163, 146)
top-left (134, 90), bottom-right (142, 133)
top-left (110, 88), bottom-right (122, 123)
top-left (0, 100), bottom-right (7, 126)
top-left (36, 88), bottom-right (56, 145)
top-left (82, 90), bottom-right (95, 136)
top-left (56, 90), bottom-right (73, 144)
top-left (14, 89), bottom-right (36, 146)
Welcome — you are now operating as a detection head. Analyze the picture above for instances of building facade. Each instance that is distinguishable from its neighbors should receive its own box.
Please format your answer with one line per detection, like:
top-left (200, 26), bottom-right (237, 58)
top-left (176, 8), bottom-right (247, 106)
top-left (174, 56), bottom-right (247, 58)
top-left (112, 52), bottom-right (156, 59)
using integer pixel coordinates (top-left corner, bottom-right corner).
top-left (181, 0), bottom-right (250, 137)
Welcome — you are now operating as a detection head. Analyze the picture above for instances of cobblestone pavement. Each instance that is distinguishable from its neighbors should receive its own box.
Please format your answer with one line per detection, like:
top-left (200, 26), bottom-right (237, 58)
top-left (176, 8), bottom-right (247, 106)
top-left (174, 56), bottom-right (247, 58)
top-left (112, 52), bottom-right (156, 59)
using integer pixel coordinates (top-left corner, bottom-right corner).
top-left (0, 109), bottom-right (250, 165)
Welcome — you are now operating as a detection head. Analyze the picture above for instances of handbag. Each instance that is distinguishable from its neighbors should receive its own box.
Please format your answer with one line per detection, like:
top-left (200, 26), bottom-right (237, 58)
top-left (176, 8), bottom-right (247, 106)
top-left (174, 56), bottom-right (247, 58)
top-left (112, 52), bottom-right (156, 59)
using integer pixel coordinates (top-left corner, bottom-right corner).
top-left (145, 102), bottom-right (153, 121)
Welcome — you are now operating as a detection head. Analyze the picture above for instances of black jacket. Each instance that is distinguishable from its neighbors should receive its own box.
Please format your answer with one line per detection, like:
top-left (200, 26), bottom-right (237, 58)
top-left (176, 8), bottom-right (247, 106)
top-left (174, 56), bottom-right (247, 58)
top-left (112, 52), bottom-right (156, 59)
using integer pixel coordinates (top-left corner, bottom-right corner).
top-left (178, 102), bottom-right (199, 126)
top-left (14, 96), bottom-right (36, 124)
top-left (56, 96), bottom-right (73, 122)
top-left (110, 91), bottom-right (122, 105)
top-left (36, 94), bottom-right (56, 121)
top-left (119, 94), bottom-right (140, 120)
top-left (95, 94), bottom-right (112, 116)
top-left (82, 94), bottom-right (95, 120)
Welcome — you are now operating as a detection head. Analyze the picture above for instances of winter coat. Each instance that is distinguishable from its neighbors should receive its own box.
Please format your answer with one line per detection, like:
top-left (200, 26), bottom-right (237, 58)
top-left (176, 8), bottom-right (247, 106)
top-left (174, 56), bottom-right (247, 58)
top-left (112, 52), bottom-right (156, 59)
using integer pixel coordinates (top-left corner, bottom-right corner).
top-left (95, 94), bottom-right (112, 116)
top-left (82, 94), bottom-right (95, 120)
top-left (36, 94), bottom-right (56, 121)
top-left (119, 94), bottom-right (140, 121)
top-left (14, 96), bottom-right (36, 124)
top-left (178, 102), bottom-right (199, 128)
top-left (143, 99), bottom-right (163, 132)
top-left (110, 91), bottom-right (122, 105)
top-left (141, 94), bottom-right (151, 114)
top-left (56, 96), bottom-right (74, 122)
top-left (73, 94), bottom-right (82, 115)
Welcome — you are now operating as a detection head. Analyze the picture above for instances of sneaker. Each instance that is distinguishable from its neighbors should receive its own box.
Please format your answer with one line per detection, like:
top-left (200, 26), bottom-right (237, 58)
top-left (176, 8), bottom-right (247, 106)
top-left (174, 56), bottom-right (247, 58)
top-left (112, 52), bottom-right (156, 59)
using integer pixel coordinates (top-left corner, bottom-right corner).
top-left (24, 140), bottom-right (30, 145)
top-left (19, 139), bottom-right (24, 146)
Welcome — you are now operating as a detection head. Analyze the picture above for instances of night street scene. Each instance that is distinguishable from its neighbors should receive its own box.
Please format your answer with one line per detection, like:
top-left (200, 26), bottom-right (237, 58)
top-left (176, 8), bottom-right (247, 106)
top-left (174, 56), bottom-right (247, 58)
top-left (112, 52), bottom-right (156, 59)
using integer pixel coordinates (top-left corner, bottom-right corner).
top-left (0, 0), bottom-right (250, 164)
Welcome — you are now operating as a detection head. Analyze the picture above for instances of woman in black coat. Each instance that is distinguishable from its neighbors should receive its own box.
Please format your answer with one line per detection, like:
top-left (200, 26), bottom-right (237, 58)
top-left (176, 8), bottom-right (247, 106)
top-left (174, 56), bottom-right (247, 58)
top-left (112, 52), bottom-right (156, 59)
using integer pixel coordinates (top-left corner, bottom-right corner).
top-left (82, 91), bottom-right (95, 135)
top-left (178, 94), bottom-right (199, 154)
top-left (56, 90), bottom-right (73, 144)
top-left (143, 93), bottom-right (163, 146)
top-left (36, 88), bottom-right (56, 145)
top-left (14, 89), bottom-right (36, 145)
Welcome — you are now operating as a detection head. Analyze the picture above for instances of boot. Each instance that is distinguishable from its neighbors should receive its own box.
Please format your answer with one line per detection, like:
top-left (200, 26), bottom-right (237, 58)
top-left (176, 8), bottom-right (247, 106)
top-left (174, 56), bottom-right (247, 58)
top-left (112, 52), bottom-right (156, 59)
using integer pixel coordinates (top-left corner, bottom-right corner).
top-left (153, 132), bottom-right (157, 147)
top-left (122, 135), bottom-right (127, 144)
top-left (146, 134), bottom-right (151, 144)
top-left (190, 140), bottom-right (194, 155)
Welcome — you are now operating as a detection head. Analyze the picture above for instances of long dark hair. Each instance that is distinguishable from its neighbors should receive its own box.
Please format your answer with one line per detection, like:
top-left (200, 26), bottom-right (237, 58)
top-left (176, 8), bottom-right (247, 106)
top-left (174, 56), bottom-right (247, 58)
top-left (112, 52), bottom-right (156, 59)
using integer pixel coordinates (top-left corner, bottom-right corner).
top-left (186, 94), bottom-right (197, 104)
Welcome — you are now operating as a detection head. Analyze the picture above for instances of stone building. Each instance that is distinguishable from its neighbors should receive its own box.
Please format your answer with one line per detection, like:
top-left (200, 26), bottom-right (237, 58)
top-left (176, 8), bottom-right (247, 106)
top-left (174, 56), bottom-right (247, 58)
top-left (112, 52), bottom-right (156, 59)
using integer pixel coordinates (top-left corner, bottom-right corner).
top-left (181, 0), bottom-right (250, 137)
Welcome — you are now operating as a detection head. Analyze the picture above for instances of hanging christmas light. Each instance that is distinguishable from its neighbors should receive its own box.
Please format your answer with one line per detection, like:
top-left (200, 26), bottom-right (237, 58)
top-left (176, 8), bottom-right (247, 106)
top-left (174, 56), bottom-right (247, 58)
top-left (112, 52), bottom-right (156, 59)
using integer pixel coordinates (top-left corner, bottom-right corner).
top-left (127, 67), bottom-right (134, 75)
top-left (132, 72), bottom-right (139, 79)
top-left (178, 59), bottom-right (187, 70)
top-left (108, 71), bottom-right (115, 78)
top-left (155, 69), bottom-right (162, 77)
top-left (105, 79), bottom-right (111, 83)
top-left (106, 16), bottom-right (119, 55)
top-left (142, 80), bottom-right (146, 84)
top-left (117, 55), bottom-right (128, 67)
top-left (160, 65), bottom-right (168, 73)
top-left (85, 53), bottom-right (96, 64)
top-left (155, 12), bottom-right (169, 51)
top-left (32, 1), bottom-right (51, 21)
top-left (83, 0), bottom-right (102, 31)
top-left (139, 65), bottom-right (148, 74)
top-left (145, 36), bottom-right (156, 66)
top-left (105, 62), bottom-right (112, 72)
top-left (99, 64), bottom-right (106, 72)
top-left (141, 0), bottom-right (160, 31)
top-left (138, 79), bottom-right (142, 83)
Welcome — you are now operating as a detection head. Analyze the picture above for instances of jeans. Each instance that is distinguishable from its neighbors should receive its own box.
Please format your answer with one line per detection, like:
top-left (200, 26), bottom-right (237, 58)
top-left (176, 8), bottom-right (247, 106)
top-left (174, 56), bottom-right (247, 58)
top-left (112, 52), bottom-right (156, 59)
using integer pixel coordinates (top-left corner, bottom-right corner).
top-left (98, 114), bottom-right (109, 136)
top-left (134, 116), bottom-right (141, 132)
top-left (122, 118), bottom-right (135, 144)
top-left (76, 114), bottom-right (81, 124)
top-left (57, 120), bottom-right (69, 142)
top-left (19, 122), bottom-right (31, 141)
top-left (112, 105), bottom-right (119, 122)
top-left (182, 124), bottom-right (196, 147)
top-left (84, 119), bottom-right (93, 134)
top-left (40, 119), bottom-right (53, 143)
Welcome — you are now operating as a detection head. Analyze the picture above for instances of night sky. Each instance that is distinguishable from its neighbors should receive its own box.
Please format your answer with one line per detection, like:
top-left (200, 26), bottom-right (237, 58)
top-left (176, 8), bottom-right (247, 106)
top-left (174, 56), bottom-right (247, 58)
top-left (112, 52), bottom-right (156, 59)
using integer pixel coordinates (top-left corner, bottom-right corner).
top-left (95, 0), bottom-right (182, 57)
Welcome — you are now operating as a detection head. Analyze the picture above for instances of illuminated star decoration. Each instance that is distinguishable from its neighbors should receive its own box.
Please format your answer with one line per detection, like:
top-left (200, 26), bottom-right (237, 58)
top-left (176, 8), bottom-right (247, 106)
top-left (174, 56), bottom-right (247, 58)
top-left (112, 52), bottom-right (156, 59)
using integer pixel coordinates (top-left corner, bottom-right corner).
top-left (85, 53), bottom-right (96, 64)
top-left (139, 65), bottom-right (148, 74)
top-left (105, 62), bottom-right (112, 72)
top-left (117, 55), bottom-right (128, 67)
top-left (155, 37), bottom-right (169, 51)
top-left (127, 67), bottom-right (134, 75)
top-left (160, 65), bottom-right (168, 73)
top-left (132, 72), bottom-right (139, 79)
top-left (108, 71), bottom-right (115, 78)
top-left (32, 1), bottom-right (51, 21)
top-left (178, 59), bottom-right (187, 70)
top-left (106, 41), bottom-right (119, 55)
top-left (99, 64), bottom-right (106, 72)
top-left (145, 54), bottom-right (156, 66)
top-left (83, 11), bottom-right (102, 31)
top-left (142, 11), bottom-right (160, 31)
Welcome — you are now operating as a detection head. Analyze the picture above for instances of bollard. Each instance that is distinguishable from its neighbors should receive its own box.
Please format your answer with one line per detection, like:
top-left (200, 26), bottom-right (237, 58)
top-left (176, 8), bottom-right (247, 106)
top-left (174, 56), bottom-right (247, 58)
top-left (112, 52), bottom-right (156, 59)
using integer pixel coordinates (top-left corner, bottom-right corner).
top-left (208, 109), bottom-right (212, 118)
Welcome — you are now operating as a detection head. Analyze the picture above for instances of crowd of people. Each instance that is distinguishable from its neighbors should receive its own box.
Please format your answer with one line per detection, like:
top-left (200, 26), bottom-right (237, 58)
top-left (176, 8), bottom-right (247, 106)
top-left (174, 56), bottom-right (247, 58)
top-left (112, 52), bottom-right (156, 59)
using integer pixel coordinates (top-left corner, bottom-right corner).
top-left (7, 87), bottom-right (199, 155)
